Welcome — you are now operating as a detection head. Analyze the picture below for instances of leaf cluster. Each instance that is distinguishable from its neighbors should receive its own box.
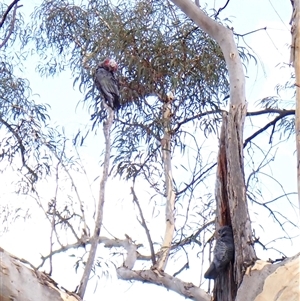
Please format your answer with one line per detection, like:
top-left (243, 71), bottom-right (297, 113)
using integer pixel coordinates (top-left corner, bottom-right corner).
top-left (0, 60), bottom-right (62, 188)
top-left (28, 0), bottom-right (229, 181)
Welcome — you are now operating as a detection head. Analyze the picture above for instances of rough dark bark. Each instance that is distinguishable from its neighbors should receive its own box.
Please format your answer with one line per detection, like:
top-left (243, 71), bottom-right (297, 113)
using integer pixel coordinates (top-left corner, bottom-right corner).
top-left (215, 111), bottom-right (257, 300)
top-left (290, 0), bottom-right (300, 218)
top-left (215, 117), bottom-right (236, 298)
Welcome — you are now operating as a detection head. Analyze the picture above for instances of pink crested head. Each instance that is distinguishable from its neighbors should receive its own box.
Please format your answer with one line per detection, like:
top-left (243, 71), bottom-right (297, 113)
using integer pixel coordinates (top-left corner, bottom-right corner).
top-left (100, 58), bottom-right (118, 72)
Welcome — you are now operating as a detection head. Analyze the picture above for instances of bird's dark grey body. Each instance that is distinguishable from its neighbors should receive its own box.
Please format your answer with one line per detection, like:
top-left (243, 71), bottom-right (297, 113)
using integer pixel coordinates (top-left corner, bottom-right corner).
top-left (94, 59), bottom-right (120, 110)
top-left (204, 226), bottom-right (234, 279)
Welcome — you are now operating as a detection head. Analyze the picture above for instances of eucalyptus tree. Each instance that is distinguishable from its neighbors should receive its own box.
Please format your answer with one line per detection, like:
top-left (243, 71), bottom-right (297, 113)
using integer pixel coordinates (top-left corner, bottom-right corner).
top-left (0, 1), bottom-right (298, 301)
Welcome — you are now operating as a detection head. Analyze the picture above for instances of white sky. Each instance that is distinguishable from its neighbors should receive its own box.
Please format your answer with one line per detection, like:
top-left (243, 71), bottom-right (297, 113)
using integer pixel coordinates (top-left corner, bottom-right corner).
top-left (0, 0), bottom-right (298, 300)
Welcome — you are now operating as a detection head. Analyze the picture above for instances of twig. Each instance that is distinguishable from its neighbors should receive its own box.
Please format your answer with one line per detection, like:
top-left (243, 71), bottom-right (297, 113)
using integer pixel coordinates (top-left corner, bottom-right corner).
top-left (37, 241), bottom-right (89, 270)
top-left (244, 110), bottom-right (295, 147)
top-left (0, 115), bottom-right (37, 182)
top-left (215, 0), bottom-right (231, 18)
top-left (173, 109), bottom-right (224, 133)
top-left (0, 1), bottom-right (21, 49)
top-left (172, 221), bottom-right (214, 249)
top-left (176, 163), bottom-right (217, 196)
top-left (46, 142), bottom-right (90, 238)
top-left (0, 0), bottom-right (20, 29)
top-left (234, 27), bottom-right (267, 37)
top-left (173, 262), bottom-right (189, 277)
top-left (131, 186), bottom-right (156, 265)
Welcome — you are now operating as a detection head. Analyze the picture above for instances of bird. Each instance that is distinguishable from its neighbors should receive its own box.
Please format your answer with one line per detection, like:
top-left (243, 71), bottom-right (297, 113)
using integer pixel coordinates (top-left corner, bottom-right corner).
top-left (94, 58), bottom-right (120, 110)
top-left (204, 226), bottom-right (234, 280)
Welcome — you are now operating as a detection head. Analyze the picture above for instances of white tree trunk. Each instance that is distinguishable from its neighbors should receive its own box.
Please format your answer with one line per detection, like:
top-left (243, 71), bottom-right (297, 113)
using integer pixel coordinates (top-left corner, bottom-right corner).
top-left (0, 248), bottom-right (81, 301)
top-left (2, 246), bottom-right (298, 301)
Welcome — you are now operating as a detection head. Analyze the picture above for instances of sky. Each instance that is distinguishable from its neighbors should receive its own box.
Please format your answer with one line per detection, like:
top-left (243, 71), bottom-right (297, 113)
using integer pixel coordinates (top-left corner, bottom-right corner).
top-left (0, 0), bottom-right (298, 300)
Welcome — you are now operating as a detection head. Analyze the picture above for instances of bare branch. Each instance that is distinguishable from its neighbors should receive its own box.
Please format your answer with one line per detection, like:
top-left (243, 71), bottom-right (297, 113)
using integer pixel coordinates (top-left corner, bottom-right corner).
top-left (0, 0), bottom-right (22, 49)
top-left (0, 0), bottom-right (20, 29)
top-left (131, 186), bottom-right (156, 265)
top-left (234, 27), bottom-right (267, 38)
top-left (244, 110), bottom-right (294, 147)
top-left (117, 267), bottom-right (210, 301)
top-left (173, 109), bottom-right (224, 133)
top-left (246, 109), bottom-right (295, 117)
top-left (37, 241), bottom-right (87, 270)
top-left (215, 0), bottom-right (231, 18)
top-left (176, 162), bottom-right (217, 196)
top-left (78, 108), bottom-right (114, 298)
top-left (0, 115), bottom-right (38, 182)
top-left (173, 262), bottom-right (189, 277)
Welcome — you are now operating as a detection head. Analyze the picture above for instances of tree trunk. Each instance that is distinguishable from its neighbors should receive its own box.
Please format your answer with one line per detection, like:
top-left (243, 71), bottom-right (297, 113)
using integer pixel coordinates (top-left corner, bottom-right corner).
top-left (0, 247), bottom-right (81, 301)
top-left (1, 246), bottom-right (298, 301)
top-left (290, 0), bottom-right (300, 218)
top-left (170, 1), bottom-right (257, 299)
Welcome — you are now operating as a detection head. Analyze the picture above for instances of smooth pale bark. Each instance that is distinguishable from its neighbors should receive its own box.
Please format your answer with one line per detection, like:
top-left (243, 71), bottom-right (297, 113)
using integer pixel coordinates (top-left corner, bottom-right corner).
top-left (117, 267), bottom-right (211, 301)
top-left (154, 98), bottom-right (176, 271)
top-left (78, 109), bottom-right (114, 298)
top-left (236, 253), bottom-right (300, 301)
top-left (0, 247), bottom-right (81, 301)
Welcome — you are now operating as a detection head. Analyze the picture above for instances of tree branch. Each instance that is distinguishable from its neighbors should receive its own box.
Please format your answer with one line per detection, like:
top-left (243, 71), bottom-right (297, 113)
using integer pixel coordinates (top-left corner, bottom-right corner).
top-left (154, 98), bottom-right (176, 271)
top-left (117, 267), bottom-right (210, 301)
top-left (215, 0), bottom-right (231, 18)
top-left (176, 162), bottom-right (217, 196)
top-left (0, 115), bottom-right (38, 182)
top-left (0, 0), bottom-right (21, 49)
top-left (0, 0), bottom-right (20, 29)
top-left (78, 108), bottom-right (114, 298)
top-left (244, 110), bottom-right (294, 148)
top-left (131, 186), bottom-right (156, 265)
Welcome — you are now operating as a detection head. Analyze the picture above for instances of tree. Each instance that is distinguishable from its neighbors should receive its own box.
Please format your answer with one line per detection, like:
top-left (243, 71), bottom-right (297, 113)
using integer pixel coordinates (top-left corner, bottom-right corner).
top-left (0, 1), bottom-right (299, 301)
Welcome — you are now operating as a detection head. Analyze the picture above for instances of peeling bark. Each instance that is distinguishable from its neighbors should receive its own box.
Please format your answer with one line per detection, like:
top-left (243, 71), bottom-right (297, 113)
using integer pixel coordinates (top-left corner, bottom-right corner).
top-left (170, 1), bottom-right (256, 300)
top-left (290, 0), bottom-right (300, 218)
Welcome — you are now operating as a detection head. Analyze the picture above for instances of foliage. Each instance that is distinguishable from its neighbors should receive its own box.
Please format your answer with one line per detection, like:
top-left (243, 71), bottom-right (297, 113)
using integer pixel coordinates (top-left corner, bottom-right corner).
top-left (0, 0), bottom-right (298, 299)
